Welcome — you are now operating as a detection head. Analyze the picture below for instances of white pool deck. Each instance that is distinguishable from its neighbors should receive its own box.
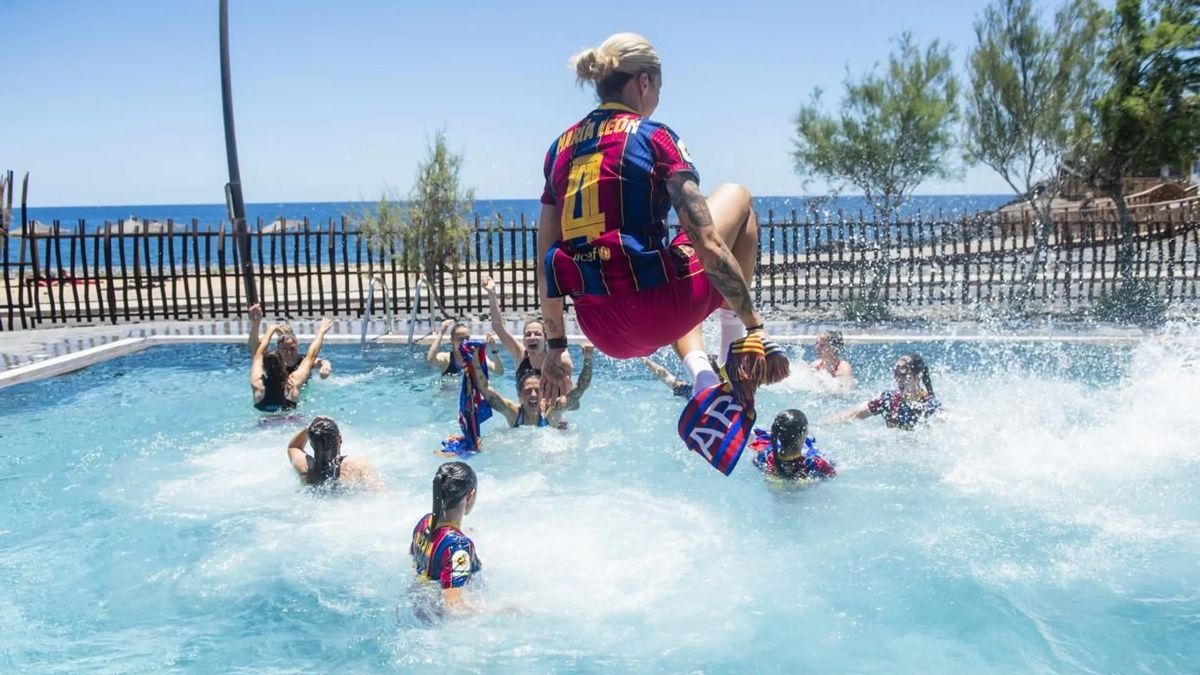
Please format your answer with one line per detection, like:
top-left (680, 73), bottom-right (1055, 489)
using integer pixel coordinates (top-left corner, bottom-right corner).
top-left (0, 315), bottom-right (1187, 390)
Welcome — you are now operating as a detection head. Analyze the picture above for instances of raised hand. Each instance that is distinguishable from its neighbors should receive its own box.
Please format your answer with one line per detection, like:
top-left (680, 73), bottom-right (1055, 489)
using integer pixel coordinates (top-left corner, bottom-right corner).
top-left (539, 348), bottom-right (573, 404)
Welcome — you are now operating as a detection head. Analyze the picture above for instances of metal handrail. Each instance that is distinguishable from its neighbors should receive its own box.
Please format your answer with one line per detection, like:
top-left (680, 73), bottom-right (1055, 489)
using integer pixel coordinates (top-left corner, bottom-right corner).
top-left (359, 274), bottom-right (394, 348)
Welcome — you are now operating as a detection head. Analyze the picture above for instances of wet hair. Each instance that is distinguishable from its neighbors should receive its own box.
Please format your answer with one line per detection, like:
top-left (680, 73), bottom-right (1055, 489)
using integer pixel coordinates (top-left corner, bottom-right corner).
top-left (571, 33), bottom-right (661, 101)
top-left (450, 322), bottom-right (469, 337)
top-left (819, 330), bottom-right (844, 353)
top-left (770, 409), bottom-right (809, 479)
top-left (305, 416), bottom-right (341, 486)
top-left (901, 352), bottom-right (935, 395)
top-left (261, 352), bottom-right (289, 402)
top-left (770, 409), bottom-right (809, 455)
top-left (517, 369), bottom-right (542, 397)
top-left (275, 323), bottom-right (297, 342)
top-left (429, 461), bottom-right (477, 532)
top-left (523, 317), bottom-right (546, 333)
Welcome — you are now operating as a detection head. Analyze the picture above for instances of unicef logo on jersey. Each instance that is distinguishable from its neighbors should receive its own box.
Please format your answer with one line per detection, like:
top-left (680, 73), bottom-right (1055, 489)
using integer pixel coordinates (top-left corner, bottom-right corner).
top-left (677, 139), bottom-right (695, 164)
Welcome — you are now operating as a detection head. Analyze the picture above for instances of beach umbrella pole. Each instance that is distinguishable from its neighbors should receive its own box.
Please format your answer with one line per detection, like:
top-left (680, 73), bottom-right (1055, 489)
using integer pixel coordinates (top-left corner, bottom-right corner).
top-left (219, 0), bottom-right (259, 307)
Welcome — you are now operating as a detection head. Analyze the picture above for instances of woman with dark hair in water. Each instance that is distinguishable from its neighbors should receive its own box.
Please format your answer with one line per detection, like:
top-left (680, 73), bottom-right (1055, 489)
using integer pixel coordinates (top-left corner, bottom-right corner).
top-left (468, 344), bottom-right (595, 428)
top-left (483, 274), bottom-right (572, 384)
top-left (285, 416), bottom-right (382, 491)
top-left (410, 461), bottom-right (482, 612)
top-left (832, 353), bottom-right (941, 430)
top-left (247, 303), bottom-right (332, 379)
top-left (750, 409), bottom-right (836, 481)
top-left (426, 319), bottom-right (503, 376)
top-left (251, 318), bottom-right (333, 412)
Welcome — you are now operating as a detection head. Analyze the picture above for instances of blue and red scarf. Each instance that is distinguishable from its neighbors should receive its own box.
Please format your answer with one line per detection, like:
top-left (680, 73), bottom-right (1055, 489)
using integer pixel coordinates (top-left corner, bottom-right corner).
top-left (440, 340), bottom-right (492, 456)
top-left (676, 335), bottom-right (769, 475)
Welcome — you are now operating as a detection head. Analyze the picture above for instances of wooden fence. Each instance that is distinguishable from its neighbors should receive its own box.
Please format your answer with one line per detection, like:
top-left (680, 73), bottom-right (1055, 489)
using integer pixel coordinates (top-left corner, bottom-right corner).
top-left (2, 205), bottom-right (1197, 330)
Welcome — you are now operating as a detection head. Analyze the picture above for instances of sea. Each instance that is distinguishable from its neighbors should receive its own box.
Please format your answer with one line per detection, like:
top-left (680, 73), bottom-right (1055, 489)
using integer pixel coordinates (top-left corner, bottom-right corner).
top-left (17, 195), bottom-right (1010, 231)
top-left (8, 195), bottom-right (1010, 266)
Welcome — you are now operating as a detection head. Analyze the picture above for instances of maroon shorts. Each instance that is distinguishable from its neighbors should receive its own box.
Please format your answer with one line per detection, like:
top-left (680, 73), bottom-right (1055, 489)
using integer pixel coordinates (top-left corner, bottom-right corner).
top-left (573, 232), bottom-right (726, 358)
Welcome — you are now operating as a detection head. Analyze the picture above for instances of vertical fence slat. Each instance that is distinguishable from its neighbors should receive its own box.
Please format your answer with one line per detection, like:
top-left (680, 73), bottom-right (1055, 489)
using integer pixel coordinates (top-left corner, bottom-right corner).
top-left (291, 221), bottom-right (300, 316)
top-left (103, 222), bottom-right (117, 324)
top-left (67, 223), bottom-right (81, 322)
top-left (355, 221), bottom-right (364, 316)
top-left (269, 220), bottom-right (280, 315)
top-left (116, 221), bottom-right (131, 321)
top-left (508, 223), bottom-right (517, 314)
top-left (155, 222), bottom-right (168, 319)
top-left (203, 223), bottom-right (215, 317)
top-left (303, 218), bottom-right (313, 317)
top-left (217, 222), bottom-right (230, 317)
top-left (473, 215), bottom-right (483, 317)
top-left (341, 217), bottom-right (352, 317)
top-left (78, 221), bottom-right (93, 323)
top-left (519, 213), bottom-right (530, 313)
top-left (140, 221), bottom-right (153, 320)
top-left (191, 220), bottom-right (204, 319)
top-left (47, 222), bottom-right (62, 323)
top-left (180, 221), bottom-right (192, 319)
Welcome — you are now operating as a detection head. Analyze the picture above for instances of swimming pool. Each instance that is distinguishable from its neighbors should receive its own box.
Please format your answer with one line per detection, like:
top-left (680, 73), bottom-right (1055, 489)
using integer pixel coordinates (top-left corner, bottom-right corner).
top-left (1, 335), bottom-right (1197, 672)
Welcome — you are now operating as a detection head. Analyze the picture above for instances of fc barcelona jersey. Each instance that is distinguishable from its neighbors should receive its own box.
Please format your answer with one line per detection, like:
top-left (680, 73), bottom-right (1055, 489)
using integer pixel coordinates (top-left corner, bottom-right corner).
top-left (410, 513), bottom-right (482, 590)
top-left (541, 103), bottom-right (698, 297)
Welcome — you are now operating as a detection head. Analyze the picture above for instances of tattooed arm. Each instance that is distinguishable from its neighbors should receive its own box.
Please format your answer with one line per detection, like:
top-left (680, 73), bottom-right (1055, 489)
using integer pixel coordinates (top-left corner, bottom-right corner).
top-left (464, 347), bottom-right (519, 426)
top-left (667, 173), bottom-right (762, 329)
top-left (536, 203), bottom-right (573, 402)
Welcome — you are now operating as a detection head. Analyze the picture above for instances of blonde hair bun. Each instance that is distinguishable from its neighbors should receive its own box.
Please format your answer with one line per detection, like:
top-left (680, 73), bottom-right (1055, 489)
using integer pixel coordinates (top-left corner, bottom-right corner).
top-left (569, 33), bottom-right (660, 91)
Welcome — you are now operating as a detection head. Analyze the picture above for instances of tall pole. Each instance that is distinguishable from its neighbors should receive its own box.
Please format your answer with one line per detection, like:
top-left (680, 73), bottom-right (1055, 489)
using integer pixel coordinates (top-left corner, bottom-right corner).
top-left (219, 0), bottom-right (258, 306)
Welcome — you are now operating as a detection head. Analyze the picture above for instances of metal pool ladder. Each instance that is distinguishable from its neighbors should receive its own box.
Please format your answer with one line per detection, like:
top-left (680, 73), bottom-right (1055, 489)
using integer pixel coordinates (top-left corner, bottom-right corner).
top-left (359, 274), bottom-right (396, 348)
top-left (401, 275), bottom-right (446, 348)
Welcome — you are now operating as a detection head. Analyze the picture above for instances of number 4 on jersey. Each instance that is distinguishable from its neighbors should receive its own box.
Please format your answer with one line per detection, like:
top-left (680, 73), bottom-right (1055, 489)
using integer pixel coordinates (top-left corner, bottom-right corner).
top-left (562, 153), bottom-right (606, 242)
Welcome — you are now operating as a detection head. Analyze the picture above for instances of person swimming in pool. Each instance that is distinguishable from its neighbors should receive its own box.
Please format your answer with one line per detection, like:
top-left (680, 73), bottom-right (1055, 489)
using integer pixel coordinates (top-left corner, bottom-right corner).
top-left (285, 415), bottom-right (382, 491)
top-left (468, 344), bottom-right (595, 428)
top-left (830, 353), bottom-right (941, 430)
top-left (410, 461), bottom-right (482, 614)
top-left (810, 330), bottom-right (854, 391)
top-left (483, 274), bottom-right (573, 385)
top-left (535, 32), bottom-right (785, 404)
top-left (251, 318), bottom-right (333, 413)
top-left (750, 409), bottom-right (836, 480)
top-left (247, 303), bottom-right (332, 379)
top-left (426, 319), bottom-right (503, 376)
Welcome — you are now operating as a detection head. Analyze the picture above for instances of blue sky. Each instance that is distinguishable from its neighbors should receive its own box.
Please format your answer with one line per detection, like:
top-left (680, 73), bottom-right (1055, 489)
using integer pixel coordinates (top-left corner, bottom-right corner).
top-left (2, 0), bottom-right (1017, 206)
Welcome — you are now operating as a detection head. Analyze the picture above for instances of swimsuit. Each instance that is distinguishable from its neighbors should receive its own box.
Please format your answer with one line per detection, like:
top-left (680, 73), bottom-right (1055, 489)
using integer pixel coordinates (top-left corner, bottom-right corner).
top-left (512, 407), bottom-right (550, 428)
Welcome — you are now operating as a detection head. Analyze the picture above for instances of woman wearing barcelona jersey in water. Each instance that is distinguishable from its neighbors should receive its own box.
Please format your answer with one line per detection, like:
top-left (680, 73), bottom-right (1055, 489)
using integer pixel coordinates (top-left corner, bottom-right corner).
top-left (536, 33), bottom-right (784, 403)
top-left (410, 461), bottom-right (482, 614)
top-left (829, 353), bottom-right (941, 430)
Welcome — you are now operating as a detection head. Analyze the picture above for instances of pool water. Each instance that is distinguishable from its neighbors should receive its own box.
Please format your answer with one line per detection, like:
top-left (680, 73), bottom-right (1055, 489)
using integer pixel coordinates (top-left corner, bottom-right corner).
top-left (1, 335), bottom-right (1198, 672)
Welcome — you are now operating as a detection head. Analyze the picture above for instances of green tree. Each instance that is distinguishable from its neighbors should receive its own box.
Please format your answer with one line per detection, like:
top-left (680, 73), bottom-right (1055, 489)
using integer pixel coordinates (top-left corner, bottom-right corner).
top-left (793, 33), bottom-right (959, 313)
top-left (1079, 0), bottom-right (1200, 322)
top-left (355, 131), bottom-right (476, 309)
top-left (965, 0), bottom-right (1106, 311)
top-left (793, 32), bottom-right (960, 220)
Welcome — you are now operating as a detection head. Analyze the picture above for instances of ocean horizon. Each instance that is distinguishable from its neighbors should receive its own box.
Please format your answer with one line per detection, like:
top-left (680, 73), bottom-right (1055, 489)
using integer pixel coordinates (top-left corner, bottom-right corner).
top-left (16, 195), bottom-right (1012, 231)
